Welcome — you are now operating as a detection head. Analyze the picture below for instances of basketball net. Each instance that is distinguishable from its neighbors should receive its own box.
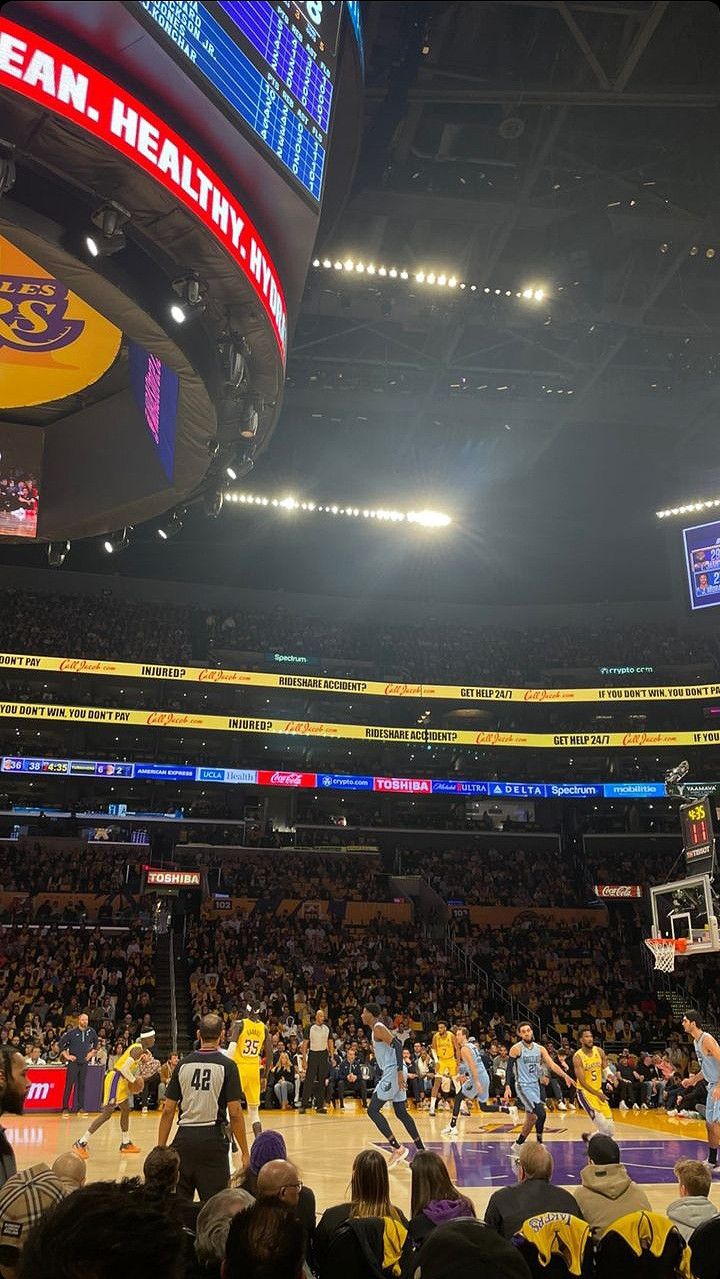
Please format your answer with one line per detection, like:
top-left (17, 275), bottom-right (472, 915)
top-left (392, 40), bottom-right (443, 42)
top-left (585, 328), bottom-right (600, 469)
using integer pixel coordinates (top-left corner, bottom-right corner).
top-left (644, 936), bottom-right (687, 973)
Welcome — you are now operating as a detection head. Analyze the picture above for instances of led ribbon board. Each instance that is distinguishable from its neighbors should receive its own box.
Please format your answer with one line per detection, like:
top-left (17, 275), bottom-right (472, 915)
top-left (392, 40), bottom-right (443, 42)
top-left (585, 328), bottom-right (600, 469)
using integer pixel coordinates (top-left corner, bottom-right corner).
top-left (0, 18), bottom-right (287, 361)
top-left (0, 652), bottom-right (716, 703)
top-left (0, 699), bottom-right (717, 748)
top-left (0, 754), bottom-right (671, 799)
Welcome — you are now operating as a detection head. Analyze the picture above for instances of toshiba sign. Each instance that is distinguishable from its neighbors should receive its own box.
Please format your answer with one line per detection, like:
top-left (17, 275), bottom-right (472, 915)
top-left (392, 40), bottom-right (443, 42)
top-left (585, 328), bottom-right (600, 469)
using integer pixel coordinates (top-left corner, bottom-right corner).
top-left (146, 868), bottom-right (201, 888)
top-left (0, 19), bottom-right (287, 361)
top-left (594, 884), bottom-right (643, 899)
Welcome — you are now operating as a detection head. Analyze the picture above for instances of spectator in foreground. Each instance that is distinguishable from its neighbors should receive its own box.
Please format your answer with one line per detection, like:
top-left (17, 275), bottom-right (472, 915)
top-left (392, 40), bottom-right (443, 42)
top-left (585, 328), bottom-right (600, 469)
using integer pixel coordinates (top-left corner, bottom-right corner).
top-left (50, 1152), bottom-right (86, 1195)
top-left (189, 1187), bottom-right (254, 1279)
top-left (0, 1048), bottom-right (29, 1188)
top-left (405, 1150), bottom-right (474, 1260)
top-left (240, 1131), bottom-right (316, 1263)
top-left (409, 1218), bottom-right (531, 1278)
top-left (484, 1143), bottom-right (583, 1238)
top-left (315, 1149), bottom-right (408, 1277)
top-left (666, 1159), bottom-right (719, 1242)
top-left (573, 1134), bottom-right (651, 1233)
top-left (0, 1164), bottom-right (65, 1275)
top-left (223, 1200), bottom-right (304, 1279)
top-left (17, 1181), bottom-right (186, 1279)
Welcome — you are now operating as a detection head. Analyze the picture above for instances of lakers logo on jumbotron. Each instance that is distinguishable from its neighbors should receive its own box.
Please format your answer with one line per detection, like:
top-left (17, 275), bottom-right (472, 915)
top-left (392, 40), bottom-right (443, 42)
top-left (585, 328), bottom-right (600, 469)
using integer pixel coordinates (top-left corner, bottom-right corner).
top-left (0, 236), bottom-right (121, 408)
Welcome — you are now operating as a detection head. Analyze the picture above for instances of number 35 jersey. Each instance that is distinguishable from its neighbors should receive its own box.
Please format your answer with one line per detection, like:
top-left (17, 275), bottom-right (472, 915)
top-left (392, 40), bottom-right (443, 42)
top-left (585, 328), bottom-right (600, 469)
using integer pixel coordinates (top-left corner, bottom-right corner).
top-left (166, 1049), bottom-right (242, 1127)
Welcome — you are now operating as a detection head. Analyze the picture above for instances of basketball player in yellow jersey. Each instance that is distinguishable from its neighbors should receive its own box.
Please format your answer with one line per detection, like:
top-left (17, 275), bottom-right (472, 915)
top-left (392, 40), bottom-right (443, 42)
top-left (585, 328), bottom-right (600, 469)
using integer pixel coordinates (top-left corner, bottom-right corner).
top-left (573, 1028), bottom-right (615, 1138)
top-left (228, 999), bottom-right (270, 1137)
top-left (429, 1021), bottom-right (458, 1117)
top-left (73, 1029), bottom-right (156, 1159)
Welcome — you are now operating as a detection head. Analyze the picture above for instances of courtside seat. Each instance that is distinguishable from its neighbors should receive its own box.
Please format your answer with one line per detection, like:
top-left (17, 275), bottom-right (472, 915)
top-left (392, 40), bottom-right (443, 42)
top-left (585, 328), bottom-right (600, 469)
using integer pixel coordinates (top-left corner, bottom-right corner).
top-left (595, 1210), bottom-right (690, 1279)
top-left (688, 1214), bottom-right (720, 1279)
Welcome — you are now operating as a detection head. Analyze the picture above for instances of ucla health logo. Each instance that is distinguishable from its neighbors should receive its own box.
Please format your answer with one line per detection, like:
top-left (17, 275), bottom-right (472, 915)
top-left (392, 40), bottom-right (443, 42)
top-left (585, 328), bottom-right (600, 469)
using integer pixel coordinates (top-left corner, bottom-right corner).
top-left (0, 275), bottom-right (84, 352)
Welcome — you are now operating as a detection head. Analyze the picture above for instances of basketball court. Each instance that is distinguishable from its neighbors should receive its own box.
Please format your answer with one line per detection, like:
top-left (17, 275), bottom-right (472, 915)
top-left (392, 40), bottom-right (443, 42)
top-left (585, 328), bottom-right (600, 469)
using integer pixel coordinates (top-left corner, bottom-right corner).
top-left (10, 1107), bottom-right (720, 1219)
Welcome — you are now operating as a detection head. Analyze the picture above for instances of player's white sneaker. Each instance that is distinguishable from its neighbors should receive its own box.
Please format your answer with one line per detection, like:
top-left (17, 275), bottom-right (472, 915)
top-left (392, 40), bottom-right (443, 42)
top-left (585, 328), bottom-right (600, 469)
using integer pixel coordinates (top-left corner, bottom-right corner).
top-left (441, 1124), bottom-right (459, 1139)
top-left (703, 1161), bottom-right (719, 1173)
top-left (388, 1146), bottom-right (409, 1170)
top-left (619, 1101), bottom-right (629, 1111)
top-left (666, 1108), bottom-right (678, 1116)
top-left (558, 1102), bottom-right (567, 1111)
top-left (632, 1103), bottom-right (640, 1111)
top-left (509, 1105), bottom-right (519, 1123)
top-left (507, 1141), bottom-right (522, 1164)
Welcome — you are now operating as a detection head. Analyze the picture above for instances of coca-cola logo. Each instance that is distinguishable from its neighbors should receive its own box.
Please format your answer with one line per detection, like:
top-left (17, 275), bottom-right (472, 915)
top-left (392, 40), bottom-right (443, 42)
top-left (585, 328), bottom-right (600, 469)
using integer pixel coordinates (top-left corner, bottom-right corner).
top-left (271, 772), bottom-right (304, 785)
top-left (594, 884), bottom-right (642, 898)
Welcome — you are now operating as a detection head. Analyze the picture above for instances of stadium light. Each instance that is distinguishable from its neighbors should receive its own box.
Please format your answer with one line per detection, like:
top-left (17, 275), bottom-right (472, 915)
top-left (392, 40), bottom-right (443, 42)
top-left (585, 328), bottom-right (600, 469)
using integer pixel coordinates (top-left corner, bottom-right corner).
top-left (227, 491), bottom-right (452, 528)
top-left (656, 498), bottom-right (720, 519)
top-left (86, 202), bottom-right (130, 258)
top-left (315, 259), bottom-right (548, 300)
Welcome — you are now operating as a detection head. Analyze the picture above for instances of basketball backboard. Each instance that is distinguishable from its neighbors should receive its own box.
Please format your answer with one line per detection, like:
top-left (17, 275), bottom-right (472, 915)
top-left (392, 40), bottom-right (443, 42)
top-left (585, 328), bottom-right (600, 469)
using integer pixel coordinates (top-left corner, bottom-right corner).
top-left (649, 872), bottom-right (720, 953)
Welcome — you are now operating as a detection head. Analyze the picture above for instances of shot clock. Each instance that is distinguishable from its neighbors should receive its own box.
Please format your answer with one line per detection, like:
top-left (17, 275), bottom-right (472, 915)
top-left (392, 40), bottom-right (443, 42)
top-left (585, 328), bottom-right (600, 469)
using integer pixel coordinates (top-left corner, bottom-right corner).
top-left (680, 795), bottom-right (716, 876)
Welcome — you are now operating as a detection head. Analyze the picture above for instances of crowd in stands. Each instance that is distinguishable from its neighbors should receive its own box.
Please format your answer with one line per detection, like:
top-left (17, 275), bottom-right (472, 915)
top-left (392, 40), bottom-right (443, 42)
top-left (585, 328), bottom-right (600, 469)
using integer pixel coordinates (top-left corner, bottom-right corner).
top-left (0, 924), bottom-right (155, 1065)
top-left (398, 846), bottom-right (579, 907)
top-left (207, 851), bottom-right (385, 902)
top-left (0, 586), bottom-right (716, 684)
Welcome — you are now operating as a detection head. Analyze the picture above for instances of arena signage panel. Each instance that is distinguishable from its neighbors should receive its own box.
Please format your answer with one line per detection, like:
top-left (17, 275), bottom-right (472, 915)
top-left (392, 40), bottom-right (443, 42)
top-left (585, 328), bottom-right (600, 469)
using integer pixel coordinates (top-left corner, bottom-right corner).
top-left (145, 867), bottom-right (201, 887)
top-left (0, 752), bottom-right (675, 799)
top-left (0, 236), bottom-right (121, 409)
top-left (0, 18), bottom-right (287, 361)
top-left (0, 650), bottom-right (716, 703)
top-left (0, 699), bottom-right (718, 749)
top-left (594, 884), bottom-right (643, 899)
top-left (24, 1068), bottom-right (66, 1112)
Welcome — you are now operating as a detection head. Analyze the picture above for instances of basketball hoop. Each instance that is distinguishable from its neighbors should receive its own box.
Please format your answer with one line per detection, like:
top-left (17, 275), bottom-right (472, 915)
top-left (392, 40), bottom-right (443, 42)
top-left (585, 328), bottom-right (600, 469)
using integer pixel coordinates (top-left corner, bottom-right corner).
top-left (644, 936), bottom-right (688, 973)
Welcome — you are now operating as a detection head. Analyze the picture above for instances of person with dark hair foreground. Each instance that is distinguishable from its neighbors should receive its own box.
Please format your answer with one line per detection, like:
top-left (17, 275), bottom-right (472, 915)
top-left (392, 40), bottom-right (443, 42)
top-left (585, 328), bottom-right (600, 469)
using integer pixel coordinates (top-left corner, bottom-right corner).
top-left (158, 1013), bottom-right (249, 1204)
top-left (409, 1219), bottom-right (531, 1279)
top-left (403, 1150), bottom-right (474, 1269)
top-left (315, 1149), bottom-right (408, 1278)
top-left (484, 1144), bottom-right (582, 1239)
top-left (0, 1048), bottom-right (28, 1189)
top-left (223, 1200), bottom-right (304, 1279)
top-left (16, 1182), bottom-right (186, 1279)
top-left (573, 1134), bottom-right (650, 1234)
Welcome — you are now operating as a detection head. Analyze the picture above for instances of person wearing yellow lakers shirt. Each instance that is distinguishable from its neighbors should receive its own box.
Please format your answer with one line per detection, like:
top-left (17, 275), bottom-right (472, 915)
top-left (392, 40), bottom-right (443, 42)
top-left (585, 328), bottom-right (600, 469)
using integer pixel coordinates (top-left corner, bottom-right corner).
top-left (72, 1029), bottom-right (156, 1159)
top-left (228, 997), bottom-right (269, 1138)
top-left (573, 1027), bottom-right (615, 1138)
top-left (429, 1021), bottom-right (458, 1117)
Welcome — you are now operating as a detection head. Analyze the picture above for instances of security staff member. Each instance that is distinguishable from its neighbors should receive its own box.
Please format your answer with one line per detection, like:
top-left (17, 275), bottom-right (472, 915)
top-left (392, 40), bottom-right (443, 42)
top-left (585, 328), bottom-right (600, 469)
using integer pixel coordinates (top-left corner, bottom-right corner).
top-left (59, 1014), bottom-right (98, 1114)
top-left (157, 1013), bottom-right (249, 1203)
top-left (300, 1010), bottom-right (333, 1114)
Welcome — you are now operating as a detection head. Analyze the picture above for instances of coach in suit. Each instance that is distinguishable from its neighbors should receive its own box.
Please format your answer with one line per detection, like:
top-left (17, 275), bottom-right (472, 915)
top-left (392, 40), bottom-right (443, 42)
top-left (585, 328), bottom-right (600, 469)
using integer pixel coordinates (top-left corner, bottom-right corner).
top-left (59, 1015), bottom-right (98, 1114)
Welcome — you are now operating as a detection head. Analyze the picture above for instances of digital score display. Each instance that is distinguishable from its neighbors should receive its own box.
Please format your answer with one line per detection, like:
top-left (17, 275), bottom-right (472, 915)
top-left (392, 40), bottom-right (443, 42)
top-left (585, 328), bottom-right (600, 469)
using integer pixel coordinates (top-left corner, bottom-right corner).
top-left (138, 1), bottom-right (340, 204)
top-left (680, 795), bottom-right (715, 876)
top-left (683, 521), bottom-right (720, 610)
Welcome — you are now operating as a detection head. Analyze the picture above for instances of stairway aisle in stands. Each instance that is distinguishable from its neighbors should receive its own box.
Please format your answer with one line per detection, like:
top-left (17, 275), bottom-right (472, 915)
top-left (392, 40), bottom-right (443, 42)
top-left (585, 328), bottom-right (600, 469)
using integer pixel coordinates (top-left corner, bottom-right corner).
top-left (172, 922), bottom-right (194, 1055)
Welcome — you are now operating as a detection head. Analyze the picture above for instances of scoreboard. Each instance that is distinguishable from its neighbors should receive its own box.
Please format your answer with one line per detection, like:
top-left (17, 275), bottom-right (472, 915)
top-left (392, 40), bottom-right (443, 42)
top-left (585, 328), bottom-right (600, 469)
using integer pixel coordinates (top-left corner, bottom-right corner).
top-left (137, 0), bottom-right (342, 204)
top-left (680, 794), bottom-right (716, 877)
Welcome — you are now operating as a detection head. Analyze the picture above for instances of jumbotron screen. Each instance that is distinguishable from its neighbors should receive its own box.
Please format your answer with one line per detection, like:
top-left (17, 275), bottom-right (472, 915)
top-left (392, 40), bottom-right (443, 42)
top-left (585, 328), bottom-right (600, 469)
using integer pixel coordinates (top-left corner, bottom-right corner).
top-left (0, 424), bottom-right (42, 540)
top-left (683, 520), bottom-right (720, 610)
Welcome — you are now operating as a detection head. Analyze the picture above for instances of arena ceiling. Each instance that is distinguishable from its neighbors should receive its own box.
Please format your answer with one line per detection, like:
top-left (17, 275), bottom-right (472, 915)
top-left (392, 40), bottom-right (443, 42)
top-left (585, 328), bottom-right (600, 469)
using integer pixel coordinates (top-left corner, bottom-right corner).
top-left (4, 0), bottom-right (720, 605)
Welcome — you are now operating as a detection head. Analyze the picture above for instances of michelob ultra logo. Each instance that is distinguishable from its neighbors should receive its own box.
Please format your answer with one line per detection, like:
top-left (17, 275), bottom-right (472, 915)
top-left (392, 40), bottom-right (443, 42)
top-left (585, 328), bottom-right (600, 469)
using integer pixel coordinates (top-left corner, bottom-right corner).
top-left (0, 236), bottom-right (121, 408)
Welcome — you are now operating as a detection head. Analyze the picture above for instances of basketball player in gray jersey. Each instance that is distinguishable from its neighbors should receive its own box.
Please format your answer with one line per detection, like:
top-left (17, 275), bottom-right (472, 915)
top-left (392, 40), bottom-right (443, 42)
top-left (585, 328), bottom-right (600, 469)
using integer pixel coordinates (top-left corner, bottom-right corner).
top-left (361, 1003), bottom-right (425, 1169)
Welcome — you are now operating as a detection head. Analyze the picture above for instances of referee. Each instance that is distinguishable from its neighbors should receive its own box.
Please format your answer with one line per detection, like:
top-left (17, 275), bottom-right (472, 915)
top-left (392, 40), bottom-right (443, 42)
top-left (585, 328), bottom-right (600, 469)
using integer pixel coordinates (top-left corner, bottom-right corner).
top-left (59, 1014), bottom-right (98, 1114)
top-left (300, 1010), bottom-right (333, 1115)
top-left (157, 1013), bottom-right (249, 1203)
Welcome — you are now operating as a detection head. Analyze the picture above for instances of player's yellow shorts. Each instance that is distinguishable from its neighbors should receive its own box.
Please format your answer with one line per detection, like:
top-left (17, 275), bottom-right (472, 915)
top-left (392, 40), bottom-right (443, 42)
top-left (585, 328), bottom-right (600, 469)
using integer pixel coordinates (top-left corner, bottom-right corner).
top-left (437, 1059), bottom-right (458, 1078)
top-left (239, 1066), bottom-right (261, 1108)
top-left (576, 1086), bottom-right (611, 1120)
top-left (103, 1070), bottom-right (130, 1107)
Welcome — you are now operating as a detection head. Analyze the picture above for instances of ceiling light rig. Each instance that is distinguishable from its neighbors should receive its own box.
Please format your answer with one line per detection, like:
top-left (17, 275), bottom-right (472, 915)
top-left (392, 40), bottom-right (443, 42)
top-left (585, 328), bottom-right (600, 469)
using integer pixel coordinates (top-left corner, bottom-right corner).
top-left (311, 259), bottom-right (548, 303)
top-left (656, 498), bottom-right (720, 520)
top-left (227, 492), bottom-right (452, 528)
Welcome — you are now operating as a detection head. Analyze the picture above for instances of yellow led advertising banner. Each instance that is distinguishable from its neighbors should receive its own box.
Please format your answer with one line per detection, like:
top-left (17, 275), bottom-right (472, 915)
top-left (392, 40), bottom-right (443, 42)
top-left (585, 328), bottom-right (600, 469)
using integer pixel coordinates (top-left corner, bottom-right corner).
top-left (0, 698), bottom-right (718, 748)
top-left (0, 652), bottom-right (716, 704)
